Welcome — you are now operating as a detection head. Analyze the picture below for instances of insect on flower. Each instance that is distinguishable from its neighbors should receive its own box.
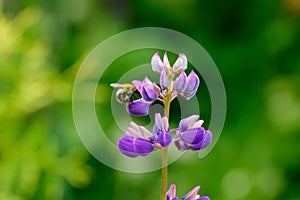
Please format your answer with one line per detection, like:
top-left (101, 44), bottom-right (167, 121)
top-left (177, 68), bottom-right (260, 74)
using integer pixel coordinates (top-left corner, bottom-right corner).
top-left (110, 83), bottom-right (141, 104)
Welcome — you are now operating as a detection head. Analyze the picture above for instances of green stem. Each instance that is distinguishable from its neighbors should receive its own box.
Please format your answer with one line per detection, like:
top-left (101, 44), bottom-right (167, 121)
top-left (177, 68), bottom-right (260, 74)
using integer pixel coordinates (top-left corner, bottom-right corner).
top-left (160, 147), bottom-right (168, 200)
top-left (160, 95), bottom-right (171, 200)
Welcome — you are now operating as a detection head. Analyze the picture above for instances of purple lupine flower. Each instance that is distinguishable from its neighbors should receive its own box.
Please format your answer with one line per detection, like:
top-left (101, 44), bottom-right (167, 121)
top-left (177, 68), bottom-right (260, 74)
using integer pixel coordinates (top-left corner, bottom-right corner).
top-left (150, 52), bottom-right (200, 101)
top-left (133, 77), bottom-right (160, 102)
top-left (175, 115), bottom-right (212, 152)
top-left (153, 113), bottom-right (172, 147)
top-left (118, 121), bottom-right (154, 157)
top-left (176, 70), bottom-right (200, 100)
top-left (166, 184), bottom-right (210, 200)
top-left (118, 113), bottom-right (172, 158)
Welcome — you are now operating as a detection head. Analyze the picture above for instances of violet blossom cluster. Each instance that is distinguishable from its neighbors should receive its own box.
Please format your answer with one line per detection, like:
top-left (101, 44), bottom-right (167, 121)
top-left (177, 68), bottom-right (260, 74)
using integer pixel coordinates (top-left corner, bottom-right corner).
top-left (115, 52), bottom-right (212, 157)
top-left (111, 52), bottom-right (211, 199)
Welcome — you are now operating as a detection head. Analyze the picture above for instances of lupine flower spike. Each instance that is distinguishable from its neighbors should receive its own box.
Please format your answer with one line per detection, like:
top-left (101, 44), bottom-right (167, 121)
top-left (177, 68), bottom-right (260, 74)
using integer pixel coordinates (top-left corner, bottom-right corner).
top-left (111, 52), bottom-right (213, 200)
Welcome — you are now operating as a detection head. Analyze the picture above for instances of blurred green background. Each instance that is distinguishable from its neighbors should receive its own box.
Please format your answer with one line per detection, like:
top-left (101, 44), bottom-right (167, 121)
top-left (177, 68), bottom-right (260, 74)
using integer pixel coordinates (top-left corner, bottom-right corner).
top-left (1, 0), bottom-right (300, 199)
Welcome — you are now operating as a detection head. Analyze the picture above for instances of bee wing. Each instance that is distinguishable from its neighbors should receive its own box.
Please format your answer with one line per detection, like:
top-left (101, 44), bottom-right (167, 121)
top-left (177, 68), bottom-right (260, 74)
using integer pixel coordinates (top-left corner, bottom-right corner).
top-left (111, 83), bottom-right (134, 89)
top-left (110, 83), bottom-right (124, 88)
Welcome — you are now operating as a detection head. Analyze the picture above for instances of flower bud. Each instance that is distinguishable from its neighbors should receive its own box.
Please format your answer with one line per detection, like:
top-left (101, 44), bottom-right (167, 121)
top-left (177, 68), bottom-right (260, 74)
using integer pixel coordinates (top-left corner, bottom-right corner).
top-left (160, 69), bottom-right (169, 89)
top-left (141, 84), bottom-right (158, 102)
top-left (185, 70), bottom-right (200, 93)
top-left (174, 71), bottom-right (188, 92)
top-left (173, 53), bottom-right (187, 72)
top-left (151, 52), bottom-right (163, 73)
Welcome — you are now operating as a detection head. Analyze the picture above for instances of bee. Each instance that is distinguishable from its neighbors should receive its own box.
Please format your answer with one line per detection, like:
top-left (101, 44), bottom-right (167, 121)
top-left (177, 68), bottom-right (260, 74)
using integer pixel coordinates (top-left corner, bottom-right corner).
top-left (110, 83), bottom-right (141, 104)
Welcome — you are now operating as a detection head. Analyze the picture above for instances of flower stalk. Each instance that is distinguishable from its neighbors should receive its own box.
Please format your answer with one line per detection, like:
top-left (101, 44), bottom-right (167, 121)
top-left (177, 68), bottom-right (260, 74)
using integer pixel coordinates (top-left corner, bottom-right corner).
top-left (112, 52), bottom-right (212, 199)
top-left (160, 93), bottom-right (171, 200)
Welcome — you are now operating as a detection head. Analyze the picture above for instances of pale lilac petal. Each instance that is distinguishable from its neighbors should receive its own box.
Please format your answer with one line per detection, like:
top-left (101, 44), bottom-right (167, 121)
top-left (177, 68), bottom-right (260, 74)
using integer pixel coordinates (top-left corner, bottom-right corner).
top-left (175, 139), bottom-right (188, 152)
top-left (180, 89), bottom-right (197, 100)
top-left (138, 126), bottom-right (152, 138)
top-left (155, 113), bottom-right (163, 130)
top-left (185, 71), bottom-right (200, 93)
top-left (134, 138), bottom-right (154, 156)
top-left (174, 71), bottom-right (187, 92)
top-left (162, 116), bottom-right (169, 131)
top-left (163, 52), bottom-right (171, 69)
top-left (127, 127), bottom-right (140, 138)
top-left (118, 138), bottom-right (138, 157)
top-left (143, 77), bottom-right (152, 84)
top-left (153, 83), bottom-right (161, 94)
top-left (202, 130), bottom-right (212, 148)
top-left (151, 52), bottom-right (163, 73)
top-left (129, 121), bottom-right (140, 132)
top-left (141, 84), bottom-right (158, 102)
top-left (166, 184), bottom-right (177, 200)
top-left (173, 53), bottom-right (187, 72)
top-left (157, 131), bottom-right (172, 147)
top-left (124, 131), bottom-right (133, 139)
top-left (179, 115), bottom-right (199, 132)
top-left (160, 70), bottom-right (169, 89)
top-left (126, 99), bottom-right (150, 116)
top-left (181, 127), bottom-right (205, 145)
top-left (182, 186), bottom-right (200, 200)
top-left (191, 120), bottom-right (204, 129)
top-left (132, 80), bottom-right (143, 93)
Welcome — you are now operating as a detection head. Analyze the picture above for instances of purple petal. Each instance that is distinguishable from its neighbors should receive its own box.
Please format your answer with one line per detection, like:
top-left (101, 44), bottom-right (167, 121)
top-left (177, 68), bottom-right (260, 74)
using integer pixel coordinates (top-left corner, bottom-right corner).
top-left (173, 53), bottom-right (187, 72)
top-left (151, 52), bottom-right (163, 73)
top-left (118, 138), bottom-right (138, 157)
top-left (179, 115), bottom-right (199, 132)
top-left (160, 70), bottom-right (169, 89)
top-left (185, 71), bottom-right (200, 93)
top-left (174, 71), bottom-right (187, 92)
top-left (166, 184), bottom-right (177, 200)
top-left (157, 131), bottom-right (172, 147)
top-left (175, 139), bottom-right (188, 152)
top-left (181, 127), bottom-right (205, 144)
top-left (190, 130), bottom-right (212, 151)
top-left (197, 197), bottom-right (210, 200)
top-left (134, 138), bottom-right (154, 156)
top-left (141, 84), bottom-right (158, 102)
top-left (126, 99), bottom-right (150, 116)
